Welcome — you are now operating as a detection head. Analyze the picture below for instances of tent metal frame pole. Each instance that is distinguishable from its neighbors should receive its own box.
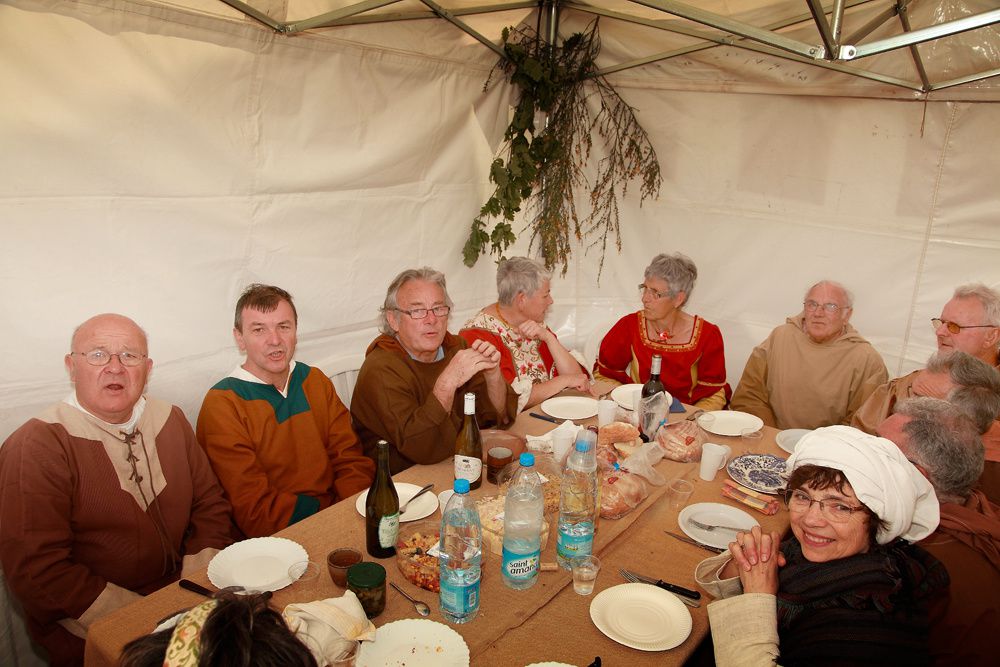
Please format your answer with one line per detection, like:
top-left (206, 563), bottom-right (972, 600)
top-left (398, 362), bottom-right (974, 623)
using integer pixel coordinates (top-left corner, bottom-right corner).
top-left (897, 2), bottom-right (930, 92)
top-left (929, 67), bottom-right (1000, 92)
top-left (842, 1), bottom-right (903, 44)
top-left (285, 0), bottom-right (405, 33)
top-left (216, 0), bottom-right (285, 31)
top-left (829, 0), bottom-right (846, 44)
top-left (304, 3), bottom-right (539, 27)
top-left (417, 0), bottom-right (507, 58)
top-left (847, 8), bottom-right (1000, 59)
top-left (627, 0), bottom-right (825, 59)
top-left (805, 0), bottom-right (837, 57)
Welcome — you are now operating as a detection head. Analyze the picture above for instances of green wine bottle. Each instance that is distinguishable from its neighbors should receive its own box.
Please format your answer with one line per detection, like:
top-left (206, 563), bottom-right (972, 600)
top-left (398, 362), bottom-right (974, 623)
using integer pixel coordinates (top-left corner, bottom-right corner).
top-left (366, 440), bottom-right (400, 558)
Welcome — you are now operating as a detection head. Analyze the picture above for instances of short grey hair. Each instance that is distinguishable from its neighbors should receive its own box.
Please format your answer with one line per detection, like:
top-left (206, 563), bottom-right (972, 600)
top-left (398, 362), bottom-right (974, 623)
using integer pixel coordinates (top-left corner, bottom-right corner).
top-left (644, 253), bottom-right (698, 306)
top-left (377, 267), bottom-right (454, 336)
top-left (953, 282), bottom-right (1000, 327)
top-left (893, 397), bottom-right (984, 502)
top-left (804, 280), bottom-right (854, 308)
top-left (497, 256), bottom-right (551, 306)
top-left (925, 350), bottom-right (1000, 433)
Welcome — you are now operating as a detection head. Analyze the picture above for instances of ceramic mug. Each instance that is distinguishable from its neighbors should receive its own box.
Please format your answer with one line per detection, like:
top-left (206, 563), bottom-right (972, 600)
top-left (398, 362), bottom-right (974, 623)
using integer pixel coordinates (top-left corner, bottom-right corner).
top-left (699, 442), bottom-right (731, 481)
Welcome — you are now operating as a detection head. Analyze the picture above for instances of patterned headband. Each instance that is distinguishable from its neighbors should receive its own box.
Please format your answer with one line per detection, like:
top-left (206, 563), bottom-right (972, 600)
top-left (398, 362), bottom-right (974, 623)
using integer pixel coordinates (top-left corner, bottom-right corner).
top-left (163, 598), bottom-right (219, 667)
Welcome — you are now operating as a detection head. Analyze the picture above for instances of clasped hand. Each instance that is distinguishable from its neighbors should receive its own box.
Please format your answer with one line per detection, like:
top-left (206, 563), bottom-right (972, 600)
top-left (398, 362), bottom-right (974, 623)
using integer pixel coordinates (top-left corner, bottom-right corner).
top-left (445, 339), bottom-right (502, 386)
top-left (728, 525), bottom-right (785, 595)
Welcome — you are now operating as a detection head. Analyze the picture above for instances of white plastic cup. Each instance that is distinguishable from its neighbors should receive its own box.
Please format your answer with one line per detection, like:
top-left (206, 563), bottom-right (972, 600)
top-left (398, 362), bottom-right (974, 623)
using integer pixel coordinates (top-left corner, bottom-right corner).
top-left (571, 555), bottom-right (600, 595)
top-left (699, 443), bottom-right (731, 481)
top-left (667, 479), bottom-right (694, 510)
top-left (597, 399), bottom-right (618, 426)
top-left (551, 430), bottom-right (575, 466)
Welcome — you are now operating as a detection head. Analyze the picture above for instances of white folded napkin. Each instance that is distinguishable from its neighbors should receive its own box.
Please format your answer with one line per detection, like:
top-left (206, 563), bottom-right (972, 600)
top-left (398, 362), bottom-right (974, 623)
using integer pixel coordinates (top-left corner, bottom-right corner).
top-left (283, 590), bottom-right (376, 664)
top-left (526, 420), bottom-right (583, 454)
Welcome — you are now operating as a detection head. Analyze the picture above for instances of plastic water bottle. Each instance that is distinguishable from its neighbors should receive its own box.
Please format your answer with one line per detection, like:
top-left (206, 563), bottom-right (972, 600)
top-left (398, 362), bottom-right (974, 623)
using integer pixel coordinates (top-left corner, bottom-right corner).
top-left (556, 430), bottom-right (599, 569)
top-left (439, 478), bottom-right (482, 624)
top-left (501, 452), bottom-right (544, 590)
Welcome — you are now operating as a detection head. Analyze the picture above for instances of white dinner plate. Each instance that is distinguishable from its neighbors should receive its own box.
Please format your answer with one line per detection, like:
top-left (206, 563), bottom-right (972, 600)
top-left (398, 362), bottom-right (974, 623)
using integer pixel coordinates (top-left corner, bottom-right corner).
top-left (727, 454), bottom-right (788, 495)
top-left (207, 537), bottom-right (308, 592)
top-left (525, 663), bottom-right (577, 667)
top-left (776, 428), bottom-right (811, 454)
top-left (540, 395), bottom-right (598, 420)
top-left (678, 503), bottom-right (759, 550)
top-left (696, 410), bottom-right (765, 437)
top-left (355, 482), bottom-right (438, 522)
top-left (589, 583), bottom-right (692, 651)
top-left (610, 383), bottom-right (644, 410)
top-left (358, 618), bottom-right (469, 666)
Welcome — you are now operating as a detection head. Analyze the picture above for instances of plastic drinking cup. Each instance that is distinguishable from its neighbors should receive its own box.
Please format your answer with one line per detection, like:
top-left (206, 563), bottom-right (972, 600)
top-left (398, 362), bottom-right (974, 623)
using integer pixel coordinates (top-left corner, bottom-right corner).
top-left (571, 555), bottom-right (600, 595)
top-left (699, 443), bottom-right (731, 481)
top-left (597, 399), bottom-right (618, 426)
top-left (667, 479), bottom-right (694, 510)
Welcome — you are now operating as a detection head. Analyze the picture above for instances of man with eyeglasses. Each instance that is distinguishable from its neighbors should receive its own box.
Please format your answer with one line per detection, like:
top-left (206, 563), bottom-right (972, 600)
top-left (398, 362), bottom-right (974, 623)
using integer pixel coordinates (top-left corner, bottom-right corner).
top-left (935, 283), bottom-right (1000, 367)
top-left (730, 280), bottom-right (887, 429)
top-left (877, 397), bottom-right (999, 667)
top-left (351, 267), bottom-right (517, 473)
top-left (0, 313), bottom-right (233, 666)
top-left (196, 284), bottom-right (374, 538)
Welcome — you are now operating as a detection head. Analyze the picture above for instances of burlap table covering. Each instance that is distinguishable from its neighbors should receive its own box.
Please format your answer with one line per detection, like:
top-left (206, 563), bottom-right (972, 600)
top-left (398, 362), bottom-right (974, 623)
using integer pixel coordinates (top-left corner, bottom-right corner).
top-left (85, 405), bottom-right (789, 666)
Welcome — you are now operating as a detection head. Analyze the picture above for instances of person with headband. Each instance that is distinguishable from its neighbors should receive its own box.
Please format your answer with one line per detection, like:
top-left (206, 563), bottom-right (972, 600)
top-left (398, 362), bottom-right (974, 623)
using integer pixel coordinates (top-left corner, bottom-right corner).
top-left (695, 426), bottom-right (948, 666)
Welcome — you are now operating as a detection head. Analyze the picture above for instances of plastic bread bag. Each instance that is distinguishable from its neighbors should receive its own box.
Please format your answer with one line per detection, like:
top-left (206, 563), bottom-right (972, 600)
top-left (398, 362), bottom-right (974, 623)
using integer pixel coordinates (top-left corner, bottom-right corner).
top-left (655, 419), bottom-right (706, 463)
top-left (617, 440), bottom-right (667, 487)
top-left (638, 392), bottom-right (672, 441)
top-left (600, 464), bottom-right (649, 519)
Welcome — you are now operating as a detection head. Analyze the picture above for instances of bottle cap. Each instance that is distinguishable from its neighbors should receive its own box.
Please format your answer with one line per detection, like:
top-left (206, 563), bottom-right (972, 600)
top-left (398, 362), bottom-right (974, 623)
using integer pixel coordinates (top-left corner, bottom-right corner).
top-left (574, 441), bottom-right (591, 452)
top-left (519, 452), bottom-right (535, 467)
top-left (346, 561), bottom-right (386, 588)
top-left (453, 478), bottom-right (471, 494)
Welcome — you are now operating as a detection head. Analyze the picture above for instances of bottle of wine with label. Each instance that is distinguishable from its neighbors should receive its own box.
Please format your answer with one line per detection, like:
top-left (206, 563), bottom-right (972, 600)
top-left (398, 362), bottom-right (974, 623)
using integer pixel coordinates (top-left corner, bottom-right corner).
top-left (640, 354), bottom-right (666, 442)
top-left (454, 392), bottom-right (483, 490)
top-left (366, 440), bottom-right (400, 558)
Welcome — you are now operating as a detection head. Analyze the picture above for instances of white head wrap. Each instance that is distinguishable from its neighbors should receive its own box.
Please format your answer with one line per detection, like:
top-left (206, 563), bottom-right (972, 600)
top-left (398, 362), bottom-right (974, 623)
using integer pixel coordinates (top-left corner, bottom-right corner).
top-left (785, 425), bottom-right (939, 544)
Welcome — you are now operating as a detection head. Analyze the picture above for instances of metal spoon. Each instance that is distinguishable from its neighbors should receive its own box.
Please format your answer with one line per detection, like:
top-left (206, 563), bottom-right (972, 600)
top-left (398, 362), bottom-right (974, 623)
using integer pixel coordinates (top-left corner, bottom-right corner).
top-left (390, 582), bottom-right (431, 617)
top-left (399, 483), bottom-right (435, 515)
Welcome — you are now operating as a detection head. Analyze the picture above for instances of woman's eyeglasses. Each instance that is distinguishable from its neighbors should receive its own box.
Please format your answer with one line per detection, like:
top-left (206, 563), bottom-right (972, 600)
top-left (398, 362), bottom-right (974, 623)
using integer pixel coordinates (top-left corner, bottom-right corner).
top-left (784, 489), bottom-right (866, 523)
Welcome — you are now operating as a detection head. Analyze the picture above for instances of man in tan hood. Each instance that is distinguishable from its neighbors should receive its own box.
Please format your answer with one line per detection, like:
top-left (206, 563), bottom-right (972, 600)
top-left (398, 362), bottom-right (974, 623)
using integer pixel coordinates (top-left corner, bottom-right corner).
top-left (351, 267), bottom-right (518, 473)
top-left (730, 280), bottom-right (887, 429)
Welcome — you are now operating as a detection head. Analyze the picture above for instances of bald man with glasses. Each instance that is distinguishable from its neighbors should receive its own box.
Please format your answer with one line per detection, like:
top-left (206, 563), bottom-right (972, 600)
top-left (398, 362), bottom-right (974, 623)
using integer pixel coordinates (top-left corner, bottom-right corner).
top-left (730, 280), bottom-right (888, 430)
top-left (351, 267), bottom-right (517, 474)
top-left (0, 314), bottom-right (233, 666)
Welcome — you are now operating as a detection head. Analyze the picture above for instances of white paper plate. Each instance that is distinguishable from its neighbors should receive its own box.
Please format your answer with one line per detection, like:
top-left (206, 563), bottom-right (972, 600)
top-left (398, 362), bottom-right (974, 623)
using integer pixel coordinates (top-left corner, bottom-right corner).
top-left (727, 454), bottom-right (788, 495)
top-left (540, 395), bottom-right (598, 420)
top-left (696, 410), bottom-right (765, 437)
top-left (678, 503), bottom-right (759, 550)
top-left (355, 482), bottom-right (438, 522)
top-left (589, 583), bottom-right (692, 651)
top-left (207, 537), bottom-right (308, 592)
top-left (525, 663), bottom-right (577, 667)
top-left (776, 428), bottom-right (811, 454)
top-left (610, 383), bottom-right (644, 410)
top-left (359, 618), bottom-right (469, 666)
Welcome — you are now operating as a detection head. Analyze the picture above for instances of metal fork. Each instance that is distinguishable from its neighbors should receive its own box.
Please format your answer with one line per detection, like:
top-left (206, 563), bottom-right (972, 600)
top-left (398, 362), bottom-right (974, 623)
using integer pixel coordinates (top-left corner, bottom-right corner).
top-left (619, 570), bottom-right (700, 608)
top-left (689, 518), bottom-right (747, 533)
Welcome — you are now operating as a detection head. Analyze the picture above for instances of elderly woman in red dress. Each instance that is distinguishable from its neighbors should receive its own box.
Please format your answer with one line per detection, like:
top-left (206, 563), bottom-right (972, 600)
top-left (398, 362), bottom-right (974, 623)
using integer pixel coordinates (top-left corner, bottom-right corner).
top-left (460, 256), bottom-right (591, 412)
top-left (594, 252), bottom-right (731, 409)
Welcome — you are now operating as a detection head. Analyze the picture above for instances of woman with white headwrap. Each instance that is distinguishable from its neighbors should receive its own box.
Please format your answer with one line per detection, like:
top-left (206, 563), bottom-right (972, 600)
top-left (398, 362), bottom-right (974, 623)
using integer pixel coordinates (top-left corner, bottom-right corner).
top-left (695, 426), bottom-right (948, 666)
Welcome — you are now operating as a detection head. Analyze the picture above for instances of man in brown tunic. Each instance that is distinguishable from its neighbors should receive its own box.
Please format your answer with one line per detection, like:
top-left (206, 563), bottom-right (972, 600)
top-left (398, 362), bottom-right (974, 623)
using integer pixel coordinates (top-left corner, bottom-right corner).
top-left (730, 280), bottom-right (887, 429)
top-left (351, 267), bottom-right (518, 473)
top-left (0, 314), bottom-right (233, 666)
top-left (878, 398), bottom-right (1000, 667)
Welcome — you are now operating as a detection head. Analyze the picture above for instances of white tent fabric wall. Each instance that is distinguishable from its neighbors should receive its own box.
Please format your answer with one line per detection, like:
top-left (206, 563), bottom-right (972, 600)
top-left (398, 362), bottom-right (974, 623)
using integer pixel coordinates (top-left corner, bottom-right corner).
top-left (1, 0), bottom-right (999, 450)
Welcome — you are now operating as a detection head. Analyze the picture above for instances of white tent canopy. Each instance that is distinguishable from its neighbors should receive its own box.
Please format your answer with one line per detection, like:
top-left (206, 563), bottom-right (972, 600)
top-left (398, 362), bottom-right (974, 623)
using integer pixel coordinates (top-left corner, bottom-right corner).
top-left (2, 0), bottom-right (999, 445)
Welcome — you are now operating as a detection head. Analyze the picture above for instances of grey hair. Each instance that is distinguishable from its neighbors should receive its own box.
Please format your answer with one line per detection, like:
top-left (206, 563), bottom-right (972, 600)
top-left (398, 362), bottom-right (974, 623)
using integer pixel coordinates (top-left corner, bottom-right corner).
top-left (925, 350), bottom-right (1000, 433)
top-left (804, 280), bottom-right (854, 308)
top-left (644, 253), bottom-right (698, 306)
top-left (953, 282), bottom-right (1000, 327)
top-left (496, 256), bottom-right (552, 306)
top-left (893, 397), bottom-right (984, 502)
top-left (378, 267), bottom-right (453, 336)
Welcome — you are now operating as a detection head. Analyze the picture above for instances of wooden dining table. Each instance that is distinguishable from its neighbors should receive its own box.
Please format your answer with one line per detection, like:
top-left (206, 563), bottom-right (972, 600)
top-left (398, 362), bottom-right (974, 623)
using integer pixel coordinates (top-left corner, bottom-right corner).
top-left (84, 403), bottom-right (791, 667)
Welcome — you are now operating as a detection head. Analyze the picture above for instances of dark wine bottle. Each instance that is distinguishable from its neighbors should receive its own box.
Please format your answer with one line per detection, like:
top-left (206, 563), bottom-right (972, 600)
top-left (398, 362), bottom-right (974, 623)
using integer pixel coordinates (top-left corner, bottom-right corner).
top-left (365, 440), bottom-right (400, 558)
top-left (640, 354), bottom-right (666, 442)
top-left (454, 392), bottom-right (483, 490)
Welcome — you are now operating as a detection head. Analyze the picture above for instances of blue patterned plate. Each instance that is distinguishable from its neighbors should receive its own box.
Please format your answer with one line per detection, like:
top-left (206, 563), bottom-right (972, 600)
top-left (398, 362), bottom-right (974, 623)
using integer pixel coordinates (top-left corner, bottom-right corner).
top-left (726, 454), bottom-right (788, 495)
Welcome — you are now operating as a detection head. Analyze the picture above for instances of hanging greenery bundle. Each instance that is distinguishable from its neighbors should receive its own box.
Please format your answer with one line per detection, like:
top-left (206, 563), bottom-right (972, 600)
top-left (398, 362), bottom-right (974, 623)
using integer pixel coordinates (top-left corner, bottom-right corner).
top-left (463, 20), bottom-right (662, 275)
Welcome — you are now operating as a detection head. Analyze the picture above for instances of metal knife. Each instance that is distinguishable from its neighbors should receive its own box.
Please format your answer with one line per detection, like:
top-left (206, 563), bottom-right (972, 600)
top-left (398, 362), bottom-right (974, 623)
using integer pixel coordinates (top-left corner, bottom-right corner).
top-left (529, 412), bottom-right (563, 425)
top-left (621, 568), bottom-right (701, 600)
top-left (664, 530), bottom-right (725, 554)
top-left (685, 409), bottom-right (705, 422)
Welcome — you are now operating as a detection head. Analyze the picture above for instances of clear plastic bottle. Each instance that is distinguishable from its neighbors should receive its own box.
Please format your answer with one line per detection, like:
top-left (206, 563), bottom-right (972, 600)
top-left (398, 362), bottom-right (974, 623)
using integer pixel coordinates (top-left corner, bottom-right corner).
top-left (501, 452), bottom-right (544, 590)
top-left (556, 430), bottom-right (599, 569)
top-left (439, 478), bottom-right (482, 624)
